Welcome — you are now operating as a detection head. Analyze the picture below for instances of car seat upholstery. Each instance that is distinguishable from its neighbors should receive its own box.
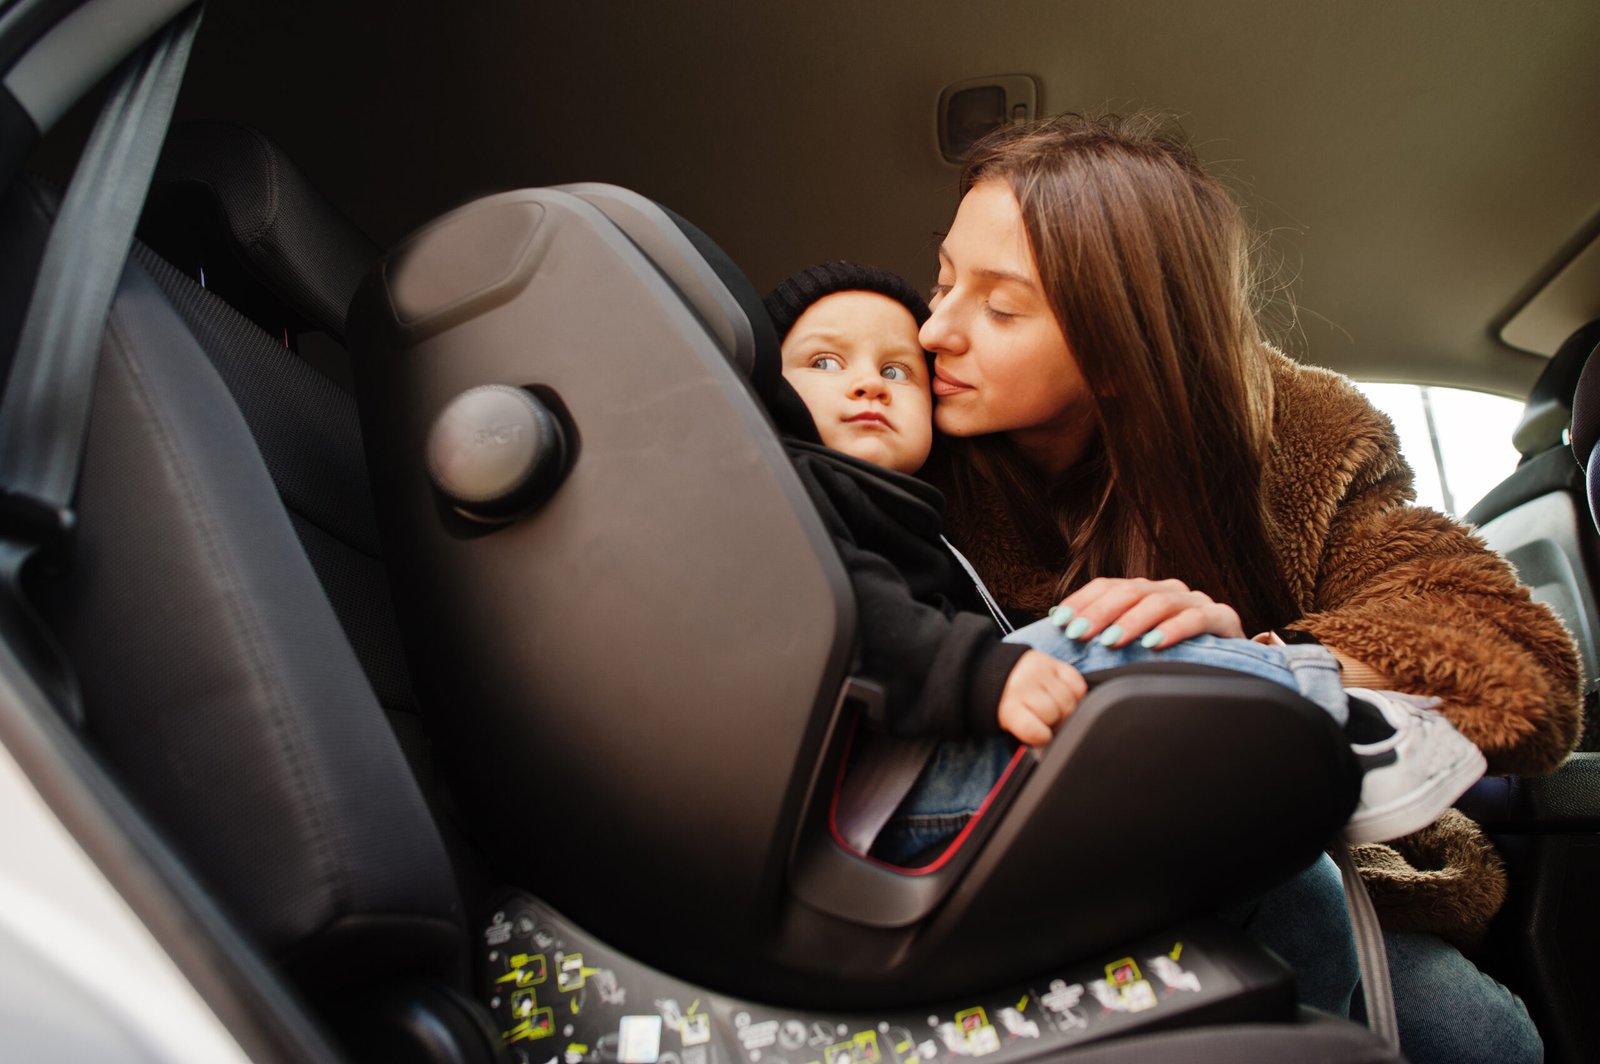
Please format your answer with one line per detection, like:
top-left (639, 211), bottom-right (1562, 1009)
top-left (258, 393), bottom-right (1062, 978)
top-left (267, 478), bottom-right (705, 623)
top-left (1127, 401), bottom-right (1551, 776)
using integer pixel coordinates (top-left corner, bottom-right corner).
top-left (134, 122), bottom-right (431, 762)
top-left (0, 166), bottom-right (485, 1056)
top-left (143, 121), bottom-right (378, 348)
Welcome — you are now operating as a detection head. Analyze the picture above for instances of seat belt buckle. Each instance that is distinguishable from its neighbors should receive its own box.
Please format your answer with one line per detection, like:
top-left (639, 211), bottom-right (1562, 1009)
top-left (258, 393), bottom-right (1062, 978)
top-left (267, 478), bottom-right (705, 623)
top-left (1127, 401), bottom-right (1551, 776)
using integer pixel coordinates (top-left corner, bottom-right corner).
top-left (0, 488), bottom-right (76, 548)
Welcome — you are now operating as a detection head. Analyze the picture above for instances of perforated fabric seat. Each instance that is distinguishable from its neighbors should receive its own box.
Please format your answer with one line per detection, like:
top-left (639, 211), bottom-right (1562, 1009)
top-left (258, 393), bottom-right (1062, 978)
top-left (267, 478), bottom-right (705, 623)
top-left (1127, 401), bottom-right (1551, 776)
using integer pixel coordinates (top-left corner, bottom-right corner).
top-left (144, 121), bottom-right (380, 346)
top-left (135, 122), bottom-right (426, 744)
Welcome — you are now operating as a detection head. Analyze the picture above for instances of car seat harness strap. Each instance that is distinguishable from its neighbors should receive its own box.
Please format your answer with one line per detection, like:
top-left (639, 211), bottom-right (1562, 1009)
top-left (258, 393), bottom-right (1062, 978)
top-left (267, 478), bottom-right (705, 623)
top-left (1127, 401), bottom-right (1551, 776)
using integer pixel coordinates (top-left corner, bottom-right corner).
top-left (1332, 839), bottom-right (1400, 1048)
top-left (941, 534), bottom-right (1014, 635)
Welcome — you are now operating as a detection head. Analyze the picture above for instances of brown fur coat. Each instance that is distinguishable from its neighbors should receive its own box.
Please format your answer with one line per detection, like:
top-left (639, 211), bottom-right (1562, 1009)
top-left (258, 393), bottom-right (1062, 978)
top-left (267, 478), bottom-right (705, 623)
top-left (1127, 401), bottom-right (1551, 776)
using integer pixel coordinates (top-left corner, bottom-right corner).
top-left (941, 349), bottom-right (1583, 943)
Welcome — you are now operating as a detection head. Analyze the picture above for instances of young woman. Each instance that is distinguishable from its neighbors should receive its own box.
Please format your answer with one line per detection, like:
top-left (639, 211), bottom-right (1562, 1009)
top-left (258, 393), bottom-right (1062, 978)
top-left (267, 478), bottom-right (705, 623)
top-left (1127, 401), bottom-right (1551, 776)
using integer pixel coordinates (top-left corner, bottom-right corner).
top-left (909, 113), bottom-right (1580, 1064)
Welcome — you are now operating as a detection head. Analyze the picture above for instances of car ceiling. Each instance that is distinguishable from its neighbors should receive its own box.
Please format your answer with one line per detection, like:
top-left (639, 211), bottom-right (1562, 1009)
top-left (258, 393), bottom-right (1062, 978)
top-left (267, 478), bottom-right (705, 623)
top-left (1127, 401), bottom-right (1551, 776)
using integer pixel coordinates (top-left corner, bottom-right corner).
top-left (148, 0), bottom-right (1600, 395)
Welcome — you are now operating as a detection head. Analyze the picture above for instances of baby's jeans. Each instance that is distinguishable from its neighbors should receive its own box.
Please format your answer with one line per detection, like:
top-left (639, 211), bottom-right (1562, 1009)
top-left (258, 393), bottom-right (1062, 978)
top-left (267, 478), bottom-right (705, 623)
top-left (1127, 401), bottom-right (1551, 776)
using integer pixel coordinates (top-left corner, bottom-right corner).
top-left (871, 619), bottom-right (1347, 865)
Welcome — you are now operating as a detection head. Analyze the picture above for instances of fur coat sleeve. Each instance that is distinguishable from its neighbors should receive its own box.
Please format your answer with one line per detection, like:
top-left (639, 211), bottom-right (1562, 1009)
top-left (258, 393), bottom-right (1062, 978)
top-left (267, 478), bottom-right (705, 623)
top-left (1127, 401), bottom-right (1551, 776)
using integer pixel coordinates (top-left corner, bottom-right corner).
top-left (1265, 352), bottom-right (1582, 777)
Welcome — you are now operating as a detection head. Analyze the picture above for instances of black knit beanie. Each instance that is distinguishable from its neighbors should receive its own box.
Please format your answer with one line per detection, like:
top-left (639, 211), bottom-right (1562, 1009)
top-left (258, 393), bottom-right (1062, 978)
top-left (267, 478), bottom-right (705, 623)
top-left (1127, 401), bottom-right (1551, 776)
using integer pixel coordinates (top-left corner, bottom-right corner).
top-left (763, 261), bottom-right (931, 342)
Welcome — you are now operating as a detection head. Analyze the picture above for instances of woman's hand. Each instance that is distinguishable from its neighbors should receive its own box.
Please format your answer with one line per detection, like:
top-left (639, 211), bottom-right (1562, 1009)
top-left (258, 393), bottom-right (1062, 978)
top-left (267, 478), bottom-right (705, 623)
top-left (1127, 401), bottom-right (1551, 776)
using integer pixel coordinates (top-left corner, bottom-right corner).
top-left (997, 651), bottom-right (1087, 746)
top-left (1046, 577), bottom-right (1245, 649)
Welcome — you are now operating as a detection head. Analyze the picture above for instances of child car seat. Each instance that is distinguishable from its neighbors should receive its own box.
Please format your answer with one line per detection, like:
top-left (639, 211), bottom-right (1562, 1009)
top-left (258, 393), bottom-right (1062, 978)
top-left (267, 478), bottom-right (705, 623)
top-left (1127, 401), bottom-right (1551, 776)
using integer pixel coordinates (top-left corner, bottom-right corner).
top-left (348, 184), bottom-right (1363, 1007)
top-left (130, 125), bottom-right (1400, 1062)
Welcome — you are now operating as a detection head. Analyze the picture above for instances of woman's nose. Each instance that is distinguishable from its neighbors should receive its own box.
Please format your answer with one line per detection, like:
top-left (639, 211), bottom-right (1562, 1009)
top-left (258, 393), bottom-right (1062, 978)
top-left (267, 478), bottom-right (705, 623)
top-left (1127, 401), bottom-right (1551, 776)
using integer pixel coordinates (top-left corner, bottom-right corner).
top-left (919, 298), bottom-right (962, 355)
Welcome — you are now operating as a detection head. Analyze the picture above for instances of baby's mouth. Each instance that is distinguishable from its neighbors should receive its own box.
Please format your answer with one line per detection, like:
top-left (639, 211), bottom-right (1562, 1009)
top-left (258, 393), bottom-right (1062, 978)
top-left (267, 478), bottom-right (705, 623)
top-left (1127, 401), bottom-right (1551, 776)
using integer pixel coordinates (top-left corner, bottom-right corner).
top-left (846, 411), bottom-right (891, 428)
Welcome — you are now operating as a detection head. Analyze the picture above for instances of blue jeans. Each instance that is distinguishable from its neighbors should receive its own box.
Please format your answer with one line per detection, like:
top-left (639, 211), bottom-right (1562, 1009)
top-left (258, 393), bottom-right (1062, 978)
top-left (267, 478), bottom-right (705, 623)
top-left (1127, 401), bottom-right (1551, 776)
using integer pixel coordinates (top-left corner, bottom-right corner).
top-left (1232, 856), bottom-right (1541, 1064)
top-left (873, 619), bottom-right (1349, 864)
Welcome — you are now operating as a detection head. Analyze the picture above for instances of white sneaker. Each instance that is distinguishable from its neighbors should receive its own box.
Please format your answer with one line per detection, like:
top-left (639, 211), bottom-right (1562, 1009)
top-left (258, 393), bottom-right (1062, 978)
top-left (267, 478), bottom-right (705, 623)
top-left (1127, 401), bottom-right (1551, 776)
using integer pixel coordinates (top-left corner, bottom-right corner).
top-left (1341, 689), bottom-right (1487, 844)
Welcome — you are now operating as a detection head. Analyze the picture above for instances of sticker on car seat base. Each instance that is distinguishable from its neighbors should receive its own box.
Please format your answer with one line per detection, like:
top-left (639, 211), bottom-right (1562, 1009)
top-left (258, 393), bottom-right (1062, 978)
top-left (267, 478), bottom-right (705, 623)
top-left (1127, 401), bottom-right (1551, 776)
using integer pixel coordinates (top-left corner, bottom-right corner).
top-left (619, 1016), bottom-right (664, 1063)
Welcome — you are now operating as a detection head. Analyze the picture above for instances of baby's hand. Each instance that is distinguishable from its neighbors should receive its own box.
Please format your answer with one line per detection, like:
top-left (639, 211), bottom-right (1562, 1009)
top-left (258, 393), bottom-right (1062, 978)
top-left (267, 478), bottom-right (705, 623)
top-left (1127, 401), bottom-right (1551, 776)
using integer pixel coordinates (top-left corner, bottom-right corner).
top-left (997, 651), bottom-right (1086, 746)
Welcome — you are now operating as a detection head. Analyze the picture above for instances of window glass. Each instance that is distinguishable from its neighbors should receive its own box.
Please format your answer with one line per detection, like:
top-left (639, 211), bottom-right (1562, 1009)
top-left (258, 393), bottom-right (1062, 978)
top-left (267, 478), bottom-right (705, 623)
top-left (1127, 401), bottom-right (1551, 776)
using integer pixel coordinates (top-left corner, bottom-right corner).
top-left (1353, 383), bottom-right (1523, 518)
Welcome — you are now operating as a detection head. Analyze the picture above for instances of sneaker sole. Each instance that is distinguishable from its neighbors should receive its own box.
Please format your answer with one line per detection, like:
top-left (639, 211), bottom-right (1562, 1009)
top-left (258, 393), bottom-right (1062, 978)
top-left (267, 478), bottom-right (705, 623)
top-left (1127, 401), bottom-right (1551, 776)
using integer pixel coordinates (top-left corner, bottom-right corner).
top-left (1341, 744), bottom-right (1488, 844)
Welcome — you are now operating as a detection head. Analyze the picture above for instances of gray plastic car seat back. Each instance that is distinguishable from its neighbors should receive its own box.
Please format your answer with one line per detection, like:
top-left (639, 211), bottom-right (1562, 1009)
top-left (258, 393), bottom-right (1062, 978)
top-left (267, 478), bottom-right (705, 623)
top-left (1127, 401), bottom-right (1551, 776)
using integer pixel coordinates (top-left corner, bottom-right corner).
top-left (352, 187), bottom-right (858, 986)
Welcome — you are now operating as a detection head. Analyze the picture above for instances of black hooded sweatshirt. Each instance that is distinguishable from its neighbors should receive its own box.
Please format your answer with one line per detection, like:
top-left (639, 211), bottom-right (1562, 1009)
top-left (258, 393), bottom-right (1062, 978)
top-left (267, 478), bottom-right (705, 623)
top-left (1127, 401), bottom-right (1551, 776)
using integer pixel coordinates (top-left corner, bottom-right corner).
top-left (770, 403), bottom-right (1029, 737)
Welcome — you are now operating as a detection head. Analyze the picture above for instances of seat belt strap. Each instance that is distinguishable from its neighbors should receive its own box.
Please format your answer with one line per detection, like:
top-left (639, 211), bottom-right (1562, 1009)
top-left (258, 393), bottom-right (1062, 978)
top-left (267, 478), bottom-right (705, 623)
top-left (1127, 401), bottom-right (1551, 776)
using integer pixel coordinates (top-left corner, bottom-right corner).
top-left (0, 4), bottom-right (203, 720)
top-left (1331, 840), bottom-right (1400, 1049)
top-left (941, 535), bottom-right (1014, 635)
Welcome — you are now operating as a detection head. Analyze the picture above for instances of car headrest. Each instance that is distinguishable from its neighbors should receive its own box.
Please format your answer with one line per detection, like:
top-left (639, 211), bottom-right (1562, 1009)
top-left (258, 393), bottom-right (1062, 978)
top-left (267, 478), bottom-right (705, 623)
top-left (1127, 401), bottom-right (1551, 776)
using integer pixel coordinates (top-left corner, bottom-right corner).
top-left (654, 203), bottom-right (822, 442)
top-left (553, 183), bottom-right (823, 444)
top-left (1516, 318), bottom-right (1600, 455)
top-left (142, 121), bottom-right (379, 342)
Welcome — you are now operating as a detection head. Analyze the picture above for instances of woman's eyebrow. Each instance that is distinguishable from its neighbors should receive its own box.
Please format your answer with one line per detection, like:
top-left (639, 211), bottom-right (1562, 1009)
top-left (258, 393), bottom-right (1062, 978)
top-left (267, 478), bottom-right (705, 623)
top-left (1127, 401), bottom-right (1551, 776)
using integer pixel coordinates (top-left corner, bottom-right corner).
top-left (973, 266), bottom-right (1037, 289)
top-left (935, 244), bottom-right (1035, 290)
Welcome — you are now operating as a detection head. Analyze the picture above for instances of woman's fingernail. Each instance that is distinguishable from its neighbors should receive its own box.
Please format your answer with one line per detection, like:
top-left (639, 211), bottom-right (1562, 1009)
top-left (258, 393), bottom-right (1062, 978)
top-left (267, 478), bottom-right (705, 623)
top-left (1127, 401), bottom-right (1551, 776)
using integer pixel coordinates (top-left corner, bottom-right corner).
top-left (1097, 625), bottom-right (1123, 646)
top-left (1049, 605), bottom-right (1074, 627)
top-left (1065, 617), bottom-right (1091, 640)
top-left (1140, 629), bottom-right (1165, 649)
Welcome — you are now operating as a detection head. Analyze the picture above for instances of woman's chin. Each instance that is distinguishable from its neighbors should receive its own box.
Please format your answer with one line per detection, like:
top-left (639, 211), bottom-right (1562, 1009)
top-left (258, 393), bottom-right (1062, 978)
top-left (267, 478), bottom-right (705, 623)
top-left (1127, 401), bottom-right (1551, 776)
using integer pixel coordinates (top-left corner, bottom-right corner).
top-left (933, 412), bottom-right (984, 438)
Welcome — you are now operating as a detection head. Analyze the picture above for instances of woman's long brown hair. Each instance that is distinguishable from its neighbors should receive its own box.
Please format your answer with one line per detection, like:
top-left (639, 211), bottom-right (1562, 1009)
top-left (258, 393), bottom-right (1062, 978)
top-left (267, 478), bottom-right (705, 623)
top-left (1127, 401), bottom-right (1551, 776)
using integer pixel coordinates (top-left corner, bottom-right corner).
top-left (934, 113), bottom-right (1298, 633)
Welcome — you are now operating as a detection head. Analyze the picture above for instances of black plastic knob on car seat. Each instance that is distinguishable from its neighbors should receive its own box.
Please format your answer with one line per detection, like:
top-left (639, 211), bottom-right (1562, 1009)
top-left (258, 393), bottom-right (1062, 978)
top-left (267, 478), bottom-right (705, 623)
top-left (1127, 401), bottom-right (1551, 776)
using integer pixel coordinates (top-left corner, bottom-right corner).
top-left (426, 385), bottom-right (568, 522)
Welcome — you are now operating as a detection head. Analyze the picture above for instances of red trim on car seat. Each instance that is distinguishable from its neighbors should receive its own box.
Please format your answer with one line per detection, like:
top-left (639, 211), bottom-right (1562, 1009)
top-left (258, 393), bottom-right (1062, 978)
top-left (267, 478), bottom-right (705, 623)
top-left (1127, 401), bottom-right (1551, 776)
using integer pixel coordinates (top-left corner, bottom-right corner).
top-left (827, 718), bottom-right (1029, 876)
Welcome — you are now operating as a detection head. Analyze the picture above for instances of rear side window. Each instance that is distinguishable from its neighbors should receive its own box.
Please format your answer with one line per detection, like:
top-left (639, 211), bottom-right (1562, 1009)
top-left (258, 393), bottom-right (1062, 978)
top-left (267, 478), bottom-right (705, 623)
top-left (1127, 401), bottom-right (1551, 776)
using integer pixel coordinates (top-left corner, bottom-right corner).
top-left (1354, 383), bottom-right (1522, 518)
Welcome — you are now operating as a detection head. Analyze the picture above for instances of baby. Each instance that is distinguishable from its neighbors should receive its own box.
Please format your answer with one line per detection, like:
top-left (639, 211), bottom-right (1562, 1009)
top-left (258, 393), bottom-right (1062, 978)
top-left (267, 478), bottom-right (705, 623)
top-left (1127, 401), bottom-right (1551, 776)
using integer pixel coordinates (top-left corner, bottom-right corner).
top-left (763, 261), bottom-right (1486, 854)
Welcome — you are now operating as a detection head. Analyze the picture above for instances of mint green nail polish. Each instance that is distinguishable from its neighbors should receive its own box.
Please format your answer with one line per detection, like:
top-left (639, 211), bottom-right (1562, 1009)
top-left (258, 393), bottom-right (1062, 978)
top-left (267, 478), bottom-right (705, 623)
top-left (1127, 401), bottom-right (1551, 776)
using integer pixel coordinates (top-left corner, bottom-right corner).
top-left (1140, 629), bottom-right (1165, 649)
top-left (1065, 617), bottom-right (1091, 640)
top-left (1049, 605), bottom-right (1074, 627)
top-left (1098, 625), bottom-right (1123, 646)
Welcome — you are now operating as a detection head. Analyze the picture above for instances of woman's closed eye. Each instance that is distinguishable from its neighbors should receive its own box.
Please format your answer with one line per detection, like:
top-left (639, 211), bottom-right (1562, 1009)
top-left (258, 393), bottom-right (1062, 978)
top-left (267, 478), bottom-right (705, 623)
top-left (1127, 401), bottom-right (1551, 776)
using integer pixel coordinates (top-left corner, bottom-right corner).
top-left (984, 302), bottom-right (1018, 322)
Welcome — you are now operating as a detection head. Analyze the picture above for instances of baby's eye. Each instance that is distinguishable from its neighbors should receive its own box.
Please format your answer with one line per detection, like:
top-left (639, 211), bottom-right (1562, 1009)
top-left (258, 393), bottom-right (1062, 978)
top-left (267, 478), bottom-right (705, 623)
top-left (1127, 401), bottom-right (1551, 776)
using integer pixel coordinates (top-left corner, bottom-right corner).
top-left (881, 364), bottom-right (911, 382)
top-left (810, 355), bottom-right (843, 371)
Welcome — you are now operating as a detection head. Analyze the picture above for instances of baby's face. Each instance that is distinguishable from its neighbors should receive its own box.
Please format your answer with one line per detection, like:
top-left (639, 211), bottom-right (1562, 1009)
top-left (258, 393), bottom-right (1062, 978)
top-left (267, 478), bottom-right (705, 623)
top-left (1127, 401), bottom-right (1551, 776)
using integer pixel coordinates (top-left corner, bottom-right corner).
top-left (779, 291), bottom-right (934, 475)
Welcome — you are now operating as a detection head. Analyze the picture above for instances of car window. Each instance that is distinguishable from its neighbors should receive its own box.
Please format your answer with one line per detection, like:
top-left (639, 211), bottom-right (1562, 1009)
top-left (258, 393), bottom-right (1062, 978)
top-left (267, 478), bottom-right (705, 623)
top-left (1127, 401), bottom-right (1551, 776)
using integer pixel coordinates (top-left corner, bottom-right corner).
top-left (1354, 383), bottom-right (1523, 518)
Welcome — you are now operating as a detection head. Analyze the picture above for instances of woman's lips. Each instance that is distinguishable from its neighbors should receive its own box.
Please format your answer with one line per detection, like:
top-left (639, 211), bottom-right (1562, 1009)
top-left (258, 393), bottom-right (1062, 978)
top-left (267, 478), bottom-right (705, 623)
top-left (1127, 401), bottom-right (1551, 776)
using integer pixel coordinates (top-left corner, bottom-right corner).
top-left (932, 365), bottom-right (973, 397)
